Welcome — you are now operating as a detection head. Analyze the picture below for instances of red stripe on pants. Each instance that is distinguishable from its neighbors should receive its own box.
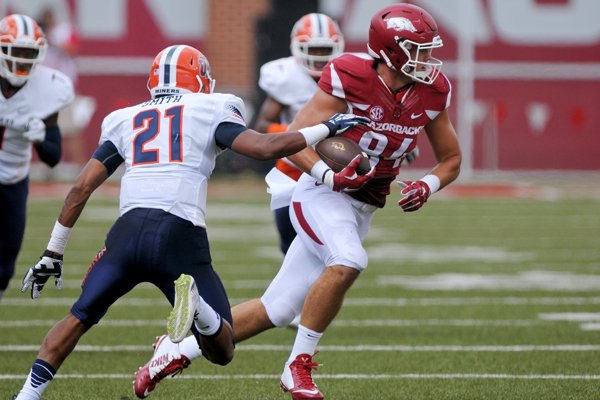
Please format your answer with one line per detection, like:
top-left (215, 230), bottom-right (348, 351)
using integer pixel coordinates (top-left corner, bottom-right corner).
top-left (292, 201), bottom-right (323, 245)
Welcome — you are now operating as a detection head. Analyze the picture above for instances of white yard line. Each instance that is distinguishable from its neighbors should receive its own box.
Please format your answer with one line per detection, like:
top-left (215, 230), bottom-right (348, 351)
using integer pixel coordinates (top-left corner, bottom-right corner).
top-left (2, 344), bottom-right (599, 352)
top-left (539, 312), bottom-right (600, 321)
top-left (580, 323), bottom-right (600, 331)
top-left (1, 373), bottom-right (599, 380)
top-left (0, 319), bottom-right (541, 328)
top-left (3, 296), bottom-right (600, 307)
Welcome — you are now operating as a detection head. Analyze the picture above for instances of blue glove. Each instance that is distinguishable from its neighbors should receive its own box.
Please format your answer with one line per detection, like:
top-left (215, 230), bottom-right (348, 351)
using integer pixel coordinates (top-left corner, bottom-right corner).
top-left (21, 250), bottom-right (63, 299)
top-left (322, 113), bottom-right (370, 137)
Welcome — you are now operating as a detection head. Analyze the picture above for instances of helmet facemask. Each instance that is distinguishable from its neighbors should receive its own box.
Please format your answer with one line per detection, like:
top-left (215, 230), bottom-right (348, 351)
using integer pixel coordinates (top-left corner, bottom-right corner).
top-left (396, 36), bottom-right (443, 84)
top-left (291, 39), bottom-right (344, 77)
top-left (290, 13), bottom-right (344, 78)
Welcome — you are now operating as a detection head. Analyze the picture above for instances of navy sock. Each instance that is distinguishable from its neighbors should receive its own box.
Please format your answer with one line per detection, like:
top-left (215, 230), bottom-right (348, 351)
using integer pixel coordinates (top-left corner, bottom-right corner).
top-left (30, 359), bottom-right (56, 388)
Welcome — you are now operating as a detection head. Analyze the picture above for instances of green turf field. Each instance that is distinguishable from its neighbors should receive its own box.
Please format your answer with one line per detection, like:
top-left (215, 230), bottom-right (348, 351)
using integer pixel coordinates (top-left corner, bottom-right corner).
top-left (2, 177), bottom-right (599, 399)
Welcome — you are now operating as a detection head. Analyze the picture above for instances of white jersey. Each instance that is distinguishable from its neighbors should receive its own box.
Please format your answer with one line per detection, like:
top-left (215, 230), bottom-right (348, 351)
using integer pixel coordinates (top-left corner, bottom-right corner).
top-left (0, 65), bottom-right (74, 184)
top-left (99, 92), bottom-right (247, 228)
top-left (259, 57), bottom-right (318, 210)
top-left (258, 57), bottom-right (318, 125)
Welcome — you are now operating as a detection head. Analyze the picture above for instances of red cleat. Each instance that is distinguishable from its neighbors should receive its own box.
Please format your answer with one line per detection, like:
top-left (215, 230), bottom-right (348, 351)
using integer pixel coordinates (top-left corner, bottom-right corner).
top-left (280, 353), bottom-right (323, 399)
top-left (133, 335), bottom-right (191, 398)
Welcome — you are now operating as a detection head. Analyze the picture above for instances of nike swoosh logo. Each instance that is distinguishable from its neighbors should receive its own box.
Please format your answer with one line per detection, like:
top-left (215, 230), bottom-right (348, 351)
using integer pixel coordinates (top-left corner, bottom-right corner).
top-left (411, 113), bottom-right (423, 119)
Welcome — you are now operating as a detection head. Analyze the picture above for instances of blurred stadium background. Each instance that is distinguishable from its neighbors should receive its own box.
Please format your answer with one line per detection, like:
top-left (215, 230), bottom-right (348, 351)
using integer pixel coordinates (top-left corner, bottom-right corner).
top-left (2, 1), bottom-right (600, 399)
top-left (7, 0), bottom-right (600, 177)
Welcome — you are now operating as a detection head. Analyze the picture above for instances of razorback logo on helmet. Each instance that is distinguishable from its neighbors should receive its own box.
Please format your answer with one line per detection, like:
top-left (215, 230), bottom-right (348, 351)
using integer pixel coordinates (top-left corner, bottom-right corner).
top-left (290, 13), bottom-right (345, 78)
top-left (0, 14), bottom-right (47, 87)
top-left (367, 4), bottom-right (443, 85)
top-left (385, 17), bottom-right (417, 32)
top-left (147, 45), bottom-right (215, 99)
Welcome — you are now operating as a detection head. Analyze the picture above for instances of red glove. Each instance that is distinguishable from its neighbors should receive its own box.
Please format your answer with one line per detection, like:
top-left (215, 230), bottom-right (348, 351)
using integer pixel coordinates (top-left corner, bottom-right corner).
top-left (397, 180), bottom-right (431, 212)
top-left (324, 155), bottom-right (375, 192)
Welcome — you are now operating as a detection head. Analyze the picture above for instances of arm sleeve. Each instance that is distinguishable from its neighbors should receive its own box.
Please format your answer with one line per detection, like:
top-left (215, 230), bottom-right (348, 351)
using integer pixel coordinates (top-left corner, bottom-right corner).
top-left (214, 122), bottom-right (247, 150)
top-left (92, 140), bottom-right (124, 176)
top-left (34, 125), bottom-right (62, 167)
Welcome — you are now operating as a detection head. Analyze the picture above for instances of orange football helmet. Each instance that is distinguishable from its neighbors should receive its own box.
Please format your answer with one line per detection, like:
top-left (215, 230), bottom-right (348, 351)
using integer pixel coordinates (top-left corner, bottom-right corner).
top-left (0, 14), bottom-right (48, 87)
top-left (290, 13), bottom-right (344, 78)
top-left (147, 45), bottom-right (215, 98)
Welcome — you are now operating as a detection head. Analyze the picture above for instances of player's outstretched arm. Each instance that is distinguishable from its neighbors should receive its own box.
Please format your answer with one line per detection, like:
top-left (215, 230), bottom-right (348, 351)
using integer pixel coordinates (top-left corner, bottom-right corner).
top-left (229, 113), bottom-right (368, 160)
top-left (22, 159), bottom-right (110, 299)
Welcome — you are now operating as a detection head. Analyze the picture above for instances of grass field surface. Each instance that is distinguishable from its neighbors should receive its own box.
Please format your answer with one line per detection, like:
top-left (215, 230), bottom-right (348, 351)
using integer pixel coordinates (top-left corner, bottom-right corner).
top-left (1, 175), bottom-right (599, 399)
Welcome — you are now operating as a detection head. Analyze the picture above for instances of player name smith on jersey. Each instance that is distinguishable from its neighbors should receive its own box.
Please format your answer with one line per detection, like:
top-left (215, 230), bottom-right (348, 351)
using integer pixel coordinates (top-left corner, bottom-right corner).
top-left (100, 92), bottom-right (247, 228)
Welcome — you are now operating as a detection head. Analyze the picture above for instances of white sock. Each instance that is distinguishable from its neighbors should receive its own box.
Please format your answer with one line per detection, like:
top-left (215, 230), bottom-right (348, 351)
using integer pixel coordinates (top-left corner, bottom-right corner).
top-left (179, 335), bottom-right (203, 360)
top-left (287, 324), bottom-right (323, 363)
top-left (193, 295), bottom-right (222, 336)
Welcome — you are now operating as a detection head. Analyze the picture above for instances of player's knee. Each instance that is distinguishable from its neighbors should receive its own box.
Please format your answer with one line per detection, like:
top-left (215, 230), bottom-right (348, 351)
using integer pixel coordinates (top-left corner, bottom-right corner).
top-left (330, 247), bottom-right (368, 272)
top-left (205, 347), bottom-right (234, 366)
top-left (263, 299), bottom-right (298, 327)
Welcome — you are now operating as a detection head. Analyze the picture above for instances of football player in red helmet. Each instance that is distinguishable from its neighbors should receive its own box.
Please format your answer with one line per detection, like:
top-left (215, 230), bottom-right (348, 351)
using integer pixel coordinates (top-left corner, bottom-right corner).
top-left (273, 4), bottom-right (459, 398)
top-left (14, 42), bottom-right (367, 399)
top-left (0, 14), bottom-right (73, 303)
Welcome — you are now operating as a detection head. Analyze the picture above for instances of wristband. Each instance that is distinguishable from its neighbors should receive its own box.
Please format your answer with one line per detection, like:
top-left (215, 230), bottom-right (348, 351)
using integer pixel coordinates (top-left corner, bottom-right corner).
top-left (310, 160), bottom-right (332, 183)
top-left (46, 220), bottom-right (73, 254)
top-left (298, 124), bottom-right (330, 146)
top-left (420, 174), bottom-right (441, 194)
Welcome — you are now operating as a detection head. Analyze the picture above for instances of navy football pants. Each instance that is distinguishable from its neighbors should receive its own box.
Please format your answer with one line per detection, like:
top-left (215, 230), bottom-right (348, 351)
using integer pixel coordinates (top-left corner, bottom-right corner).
top-left (274, 205), bottom-right (296, 255)
top-left (71, 208), bottom-right (233, 332)
top-left (0, 177), bottom-right (28, 291)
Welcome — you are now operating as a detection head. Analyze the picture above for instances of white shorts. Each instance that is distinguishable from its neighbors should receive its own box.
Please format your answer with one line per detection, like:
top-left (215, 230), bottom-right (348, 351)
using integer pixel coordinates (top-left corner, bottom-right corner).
top-left (260, 174), bottom-right (376, 326)
top-left (289, 174), bottom-right (376, 270)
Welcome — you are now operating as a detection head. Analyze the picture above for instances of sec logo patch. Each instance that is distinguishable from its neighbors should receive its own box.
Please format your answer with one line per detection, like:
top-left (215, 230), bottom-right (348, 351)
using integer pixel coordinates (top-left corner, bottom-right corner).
top-left (369, 106), bottom-right (384, 121)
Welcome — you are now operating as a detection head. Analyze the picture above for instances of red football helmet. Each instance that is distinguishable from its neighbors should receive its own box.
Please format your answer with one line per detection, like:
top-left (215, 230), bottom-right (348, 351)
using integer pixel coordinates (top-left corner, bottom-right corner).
top-left (367, 4), bottom-right (443, 84)
top-left (147, 45), bottom-right (215, 98)
top-left (290, 13), bottom-right (344, 78)
top-left (0, 14), bottom-right (48, 87)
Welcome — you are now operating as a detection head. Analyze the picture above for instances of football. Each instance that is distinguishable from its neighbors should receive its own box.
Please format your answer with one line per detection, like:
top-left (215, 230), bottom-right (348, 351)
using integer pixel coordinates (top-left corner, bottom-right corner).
top-left (315, 136), bottom-right (370, 175)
